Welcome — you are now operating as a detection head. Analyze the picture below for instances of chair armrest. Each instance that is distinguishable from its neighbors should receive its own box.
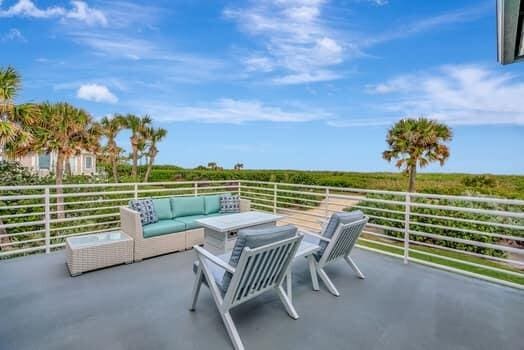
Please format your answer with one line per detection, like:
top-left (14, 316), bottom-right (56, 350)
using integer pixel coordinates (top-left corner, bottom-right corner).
top-left (239, 198), bottom-right (251, 212)
top-left (193, 245), bottom-right (236, 274)
top-left (120, 206), bottom-right (143, 241)
top-left (300, 230), bottom-right (331, 243)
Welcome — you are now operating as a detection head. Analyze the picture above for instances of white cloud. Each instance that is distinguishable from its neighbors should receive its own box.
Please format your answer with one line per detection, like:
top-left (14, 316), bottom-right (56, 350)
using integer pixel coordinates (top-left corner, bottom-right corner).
top-left (64, 1), bottom-right (107, 26)
top-left (0, 28), bottom-right (26, 42)
top-left (224, 0), bottom-right (345, 84)
top-left (135, 98), bottom-right (331, 124)
top-left (0, 0), bottom-right (107, 26)
top-left (76, 84), bottom-right (118, 103)
top-left (362, 2), bottom-right (490, 47)
top-left (366, 65), bottom-right (524, 125)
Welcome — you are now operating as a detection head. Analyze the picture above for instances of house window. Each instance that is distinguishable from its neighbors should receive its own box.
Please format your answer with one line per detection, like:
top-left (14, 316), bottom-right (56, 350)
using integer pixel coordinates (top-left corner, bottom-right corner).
top-left (84, 156), bottom-right (93, 169)
top-left (38, 153), bottom-right (51, 170)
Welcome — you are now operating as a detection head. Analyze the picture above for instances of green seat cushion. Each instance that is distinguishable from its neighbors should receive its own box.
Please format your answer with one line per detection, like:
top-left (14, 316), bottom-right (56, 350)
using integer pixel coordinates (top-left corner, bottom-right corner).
top-left (152, 198), bottom-right (172, 220)
top-left (203, 195), bottom-right (221, 214)
top-left (171, 196), bottom-right (205, 218)
top-left (143, 220), bottom-right (186, 238)
top-left (174, 215), bottom-right (207, 230)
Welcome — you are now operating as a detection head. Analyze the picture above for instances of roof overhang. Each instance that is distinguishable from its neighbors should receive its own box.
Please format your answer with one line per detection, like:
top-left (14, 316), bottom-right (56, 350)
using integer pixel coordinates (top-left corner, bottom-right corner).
top-left (497, 0), bottom-right (524, 64)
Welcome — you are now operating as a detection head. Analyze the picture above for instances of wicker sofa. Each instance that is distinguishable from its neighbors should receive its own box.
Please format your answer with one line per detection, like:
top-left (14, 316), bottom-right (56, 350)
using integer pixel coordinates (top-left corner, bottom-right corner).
top-left (120, 195), bottom-right (250, 261)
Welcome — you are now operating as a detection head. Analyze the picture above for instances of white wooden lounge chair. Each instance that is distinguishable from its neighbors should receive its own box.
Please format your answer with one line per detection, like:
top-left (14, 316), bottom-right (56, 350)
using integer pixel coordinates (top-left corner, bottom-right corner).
top-left (190, 225), bottom-right (303, 350)
top-left (301, 211), bottom-right (369, 296)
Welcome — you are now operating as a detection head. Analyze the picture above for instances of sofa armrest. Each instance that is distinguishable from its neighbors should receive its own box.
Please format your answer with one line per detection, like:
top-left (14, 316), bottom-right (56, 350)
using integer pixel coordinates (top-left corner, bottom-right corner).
top-left (120, 206), bottom-right (143, 241)
top-left (240, 198), bottom-right (251, 212)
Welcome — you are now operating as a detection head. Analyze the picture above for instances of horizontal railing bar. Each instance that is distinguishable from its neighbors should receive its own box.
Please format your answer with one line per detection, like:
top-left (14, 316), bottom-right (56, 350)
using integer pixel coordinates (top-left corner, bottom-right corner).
top-left (358, 237), bottom-right (404, 250)
top-left (353, 204), bottom-right (405, 216)
top-left (362, 230), bottom-right (405, 242)
top-left (0, 237), bottom-right (46, 247)
top-left (409, 220), bottom-right (524, 241)
top-left (48, 197), bottom-right (133, 207)
top-left (0, 246), bottom-right (45, 257)
top-left (49, 190), bottom-right (136, 199)
top-left (409, 211), bottom-right (524, 231)
top-left (240, 190), bottom-right (275, 199)
top-left (51, 205), bottom-right (120, 215)
top-left (51, 228), bottom-right (121, 241)
top-left (50, 220), bottom-right (120, 232)
top-left (367, 214), bottom-right (405, 224)
top-left (0, 220), bottom-right (44, 229)
top-left (50, 213), bottom-right (119, 224)
top-left (241, 195), bottom-right (274, 204)
top-left (0, 194), bottom-right (45, 201)
top-left (366, 222), bottom-right (405, 233)
top-left (0, 203), bottom-right (45, 210)
top-left (0, 211), bottom-right (45, 220)
top-left (409, 229), bottom-right (524, 255)
top-left (409, 245), bottom-right (524, 277)
top-left (276, 206), bottom-right (327, 219)
top-left (0, 229), bottom-right (46, 237)
top-left (239, 185), bottom-right (275, 192)
top-left (409, 202), bottom-right (524, 219)
top-left (406, 239), bottom-right (524, 266)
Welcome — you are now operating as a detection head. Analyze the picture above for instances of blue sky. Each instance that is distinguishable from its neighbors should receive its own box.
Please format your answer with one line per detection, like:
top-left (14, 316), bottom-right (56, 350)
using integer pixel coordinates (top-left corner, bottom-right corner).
top-left (1, 0), bottom-right (523, 174)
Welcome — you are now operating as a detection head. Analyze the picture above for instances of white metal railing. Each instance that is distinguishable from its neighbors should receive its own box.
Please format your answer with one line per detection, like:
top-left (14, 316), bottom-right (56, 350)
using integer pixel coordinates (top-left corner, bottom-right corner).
top-left (0, 180), bottom-right (523, 288)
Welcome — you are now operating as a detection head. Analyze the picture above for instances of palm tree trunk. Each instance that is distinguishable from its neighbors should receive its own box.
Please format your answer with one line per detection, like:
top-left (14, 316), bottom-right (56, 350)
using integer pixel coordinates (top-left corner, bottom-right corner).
top-left (131, 145), bottom-right (138, 180)
top-left (408, 165), bottom-right (417, 193)
top-left (55, 151), bottom-right (65, 219)
top-left (65, 156), bottom-right (72, 177)
top-left (143, 153), bottom-right (155, 183)
top-left (111, 155), bottom-right (119, 183)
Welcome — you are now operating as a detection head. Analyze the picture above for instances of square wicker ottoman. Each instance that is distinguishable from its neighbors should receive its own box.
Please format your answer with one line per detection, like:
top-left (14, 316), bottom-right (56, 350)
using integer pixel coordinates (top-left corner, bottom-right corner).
top-left (66, 231), bottom-right (134, 276)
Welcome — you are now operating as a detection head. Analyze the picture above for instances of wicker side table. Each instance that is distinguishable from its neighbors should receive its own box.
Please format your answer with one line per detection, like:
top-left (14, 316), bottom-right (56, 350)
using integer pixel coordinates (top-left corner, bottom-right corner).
top-left (66, 231), bottom-right (134, 276)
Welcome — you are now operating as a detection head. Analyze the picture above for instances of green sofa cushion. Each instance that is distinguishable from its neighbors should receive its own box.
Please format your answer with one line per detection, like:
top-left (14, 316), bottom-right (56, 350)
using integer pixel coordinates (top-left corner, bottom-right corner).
top-left (143, 220), bottom-right (186, 238)
top-left (203, 195), bottom-right (221, 214)
top-left (152, 198), bottom-right (172, 220)
top-left (171, 196), bottom-right (205, 218)
top-left (174, 215), bottom-right (207, 230)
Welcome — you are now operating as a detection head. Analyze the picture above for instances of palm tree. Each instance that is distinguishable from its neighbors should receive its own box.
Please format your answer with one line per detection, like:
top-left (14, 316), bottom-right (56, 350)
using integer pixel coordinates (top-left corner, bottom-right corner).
top-left (142, 127), bottom-right (167, 182)
top-left (31, 103), bottom-right (100, 216)
top-left (0, 66), bottom-right (38, 152)
top-left (99, 115), bottom-right (125, 182)
top-left (234, 162), bottom-right (244, 170)
top-left (122, 114), bottom-right (152, 180)
top-left (383, 117), bottom-right (452, 192)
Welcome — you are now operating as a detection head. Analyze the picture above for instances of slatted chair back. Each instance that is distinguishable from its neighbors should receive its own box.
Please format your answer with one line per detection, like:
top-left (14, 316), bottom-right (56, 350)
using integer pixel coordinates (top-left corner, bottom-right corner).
top-left (223, 234), bottom-right (303, 309)
top-left (319, 217), bottom-right (368, 266)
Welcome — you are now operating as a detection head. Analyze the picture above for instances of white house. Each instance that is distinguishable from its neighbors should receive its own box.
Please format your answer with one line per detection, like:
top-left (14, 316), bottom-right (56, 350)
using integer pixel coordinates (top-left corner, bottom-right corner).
top-left (1, 151), bottom-right (97, 176)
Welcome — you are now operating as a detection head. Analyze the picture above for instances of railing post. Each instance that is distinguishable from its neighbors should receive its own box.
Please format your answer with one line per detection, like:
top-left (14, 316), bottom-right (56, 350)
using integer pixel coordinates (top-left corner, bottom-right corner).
top-left (194, 182), bottom-right (198, 196)
top-left (325, 188), bottom-right (330, 219)
top-left (404, 193), bottom-right (411, 264)
top-left (273, 183), bottom-right (277, 214)
top-left (44, 187), bottom-right (50, 254)
top-left (134, 183), bottom-right (138, 200)
top-left (237, 181), bottom-right (241, 197)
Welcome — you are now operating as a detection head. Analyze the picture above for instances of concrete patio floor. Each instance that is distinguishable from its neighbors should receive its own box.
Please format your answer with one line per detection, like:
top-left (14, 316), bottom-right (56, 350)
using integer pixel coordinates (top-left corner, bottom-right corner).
top-left (1, 248), bottom-right (523, 350)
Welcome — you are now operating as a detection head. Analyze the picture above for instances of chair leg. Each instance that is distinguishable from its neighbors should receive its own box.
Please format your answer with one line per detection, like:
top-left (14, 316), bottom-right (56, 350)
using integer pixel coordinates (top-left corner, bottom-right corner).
top-left (189, 267), bottom-right (203, 311)
top-left (317, 267), bottom-right (340, 297)
top-left (307, 255), bottom-right (320, 291)
top-left (276, 285), bottom-right (299, 320)
top-left (344, 255), bottom-right (365, 279)
top-left (286, 269), bottom-right (293, 302)
top-left (220, 311), bottom-right (245, 350)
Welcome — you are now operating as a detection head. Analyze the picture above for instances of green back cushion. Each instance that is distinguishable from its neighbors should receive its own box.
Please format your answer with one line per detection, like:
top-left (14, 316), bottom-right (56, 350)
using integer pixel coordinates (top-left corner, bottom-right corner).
top-left (203, 195), bottom-right (221, 214)
top-left (171, 196), bottom-right (205, 218)
top-left (152, 198), bottom-right (172, 220)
